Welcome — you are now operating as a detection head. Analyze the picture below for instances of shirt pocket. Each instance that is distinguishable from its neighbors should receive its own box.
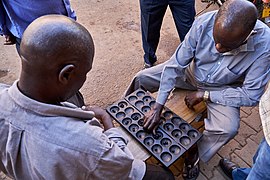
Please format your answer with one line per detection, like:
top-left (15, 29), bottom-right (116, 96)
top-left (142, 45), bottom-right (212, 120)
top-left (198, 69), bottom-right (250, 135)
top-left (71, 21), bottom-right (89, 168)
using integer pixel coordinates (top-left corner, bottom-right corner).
top-left (212, 66), bottom-right (240, 85)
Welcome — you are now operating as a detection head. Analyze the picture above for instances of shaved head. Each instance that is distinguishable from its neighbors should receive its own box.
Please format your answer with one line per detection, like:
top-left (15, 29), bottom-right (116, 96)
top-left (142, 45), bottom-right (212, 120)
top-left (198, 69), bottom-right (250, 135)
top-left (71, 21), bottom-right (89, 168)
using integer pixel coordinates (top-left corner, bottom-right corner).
top-left (20, 15), bottom-right (94, 72)
top-left (213, 0), bottom-right (257, 52)
top-left (19, 15), bottom-right (95, 104)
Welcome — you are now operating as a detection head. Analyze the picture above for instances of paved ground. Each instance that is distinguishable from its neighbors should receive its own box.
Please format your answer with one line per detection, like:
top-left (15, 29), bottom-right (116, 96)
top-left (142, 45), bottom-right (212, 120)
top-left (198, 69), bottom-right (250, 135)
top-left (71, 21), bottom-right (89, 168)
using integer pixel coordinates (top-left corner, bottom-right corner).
top-left (185, 106), bottom-right (262, 180)
top-left (0, 0), bottom-right (263, 179)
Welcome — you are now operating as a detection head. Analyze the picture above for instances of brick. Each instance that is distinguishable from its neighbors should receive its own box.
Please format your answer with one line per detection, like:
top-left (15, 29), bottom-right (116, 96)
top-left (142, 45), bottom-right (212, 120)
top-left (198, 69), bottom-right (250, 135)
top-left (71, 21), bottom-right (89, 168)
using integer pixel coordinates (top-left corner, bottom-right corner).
top-left (200, 154), bottom-right (221, 179)
top-left (241, 106), bottom-right (255, 116)
top-left (210, 168), bottom-right (229, 180)
top-left (241, 108), bottom-right (261, 132)
top-left (234, 138), bottom-right (259, 166)
top-left (240, 108), bottom-right (250, 119)
top-left (197, 173), bottom-right (208, 180)
top-left (218, 139), bottom-right (242, 157)
top-left (249, 129), bottom-right (264, 145)
top-left (234, 121), bottom-right (256, 146)
top-left (230, 152), bottom-right (250, 168)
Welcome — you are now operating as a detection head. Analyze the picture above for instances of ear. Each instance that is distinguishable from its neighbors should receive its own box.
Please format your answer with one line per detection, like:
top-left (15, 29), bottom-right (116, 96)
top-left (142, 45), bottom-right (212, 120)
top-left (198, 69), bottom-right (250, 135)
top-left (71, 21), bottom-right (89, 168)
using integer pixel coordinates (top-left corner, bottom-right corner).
top-left (58, 64), bottom-right (75, 84)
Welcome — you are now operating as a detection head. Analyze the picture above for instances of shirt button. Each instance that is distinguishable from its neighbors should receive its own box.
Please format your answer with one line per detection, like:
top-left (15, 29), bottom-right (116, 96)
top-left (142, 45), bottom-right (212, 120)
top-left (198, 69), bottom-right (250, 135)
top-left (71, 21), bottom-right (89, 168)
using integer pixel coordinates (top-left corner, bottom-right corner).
top-left (216, 101), bottom-right (219, 103)
top-left (218, 62), bottom-right (221, 64)
top-left (207, 75), bottom-right (210, 78)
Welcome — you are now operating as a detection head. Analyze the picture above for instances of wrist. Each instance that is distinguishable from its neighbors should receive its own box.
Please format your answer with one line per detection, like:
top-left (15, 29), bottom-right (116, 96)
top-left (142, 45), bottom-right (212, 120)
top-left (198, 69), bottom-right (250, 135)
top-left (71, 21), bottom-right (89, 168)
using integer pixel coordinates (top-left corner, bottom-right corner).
top-left (103, 119), bottom-right (114, 130)
top-left (153, 102), bottom-right (164, 113)
top-left (102, 114), bottom-right (114, 129)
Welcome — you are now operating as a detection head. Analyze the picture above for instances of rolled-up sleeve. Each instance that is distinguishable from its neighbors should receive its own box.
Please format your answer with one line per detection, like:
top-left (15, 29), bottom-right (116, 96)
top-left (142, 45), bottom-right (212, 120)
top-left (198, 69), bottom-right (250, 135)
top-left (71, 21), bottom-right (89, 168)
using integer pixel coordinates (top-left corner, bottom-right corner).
top-left (210, 53), bottom-right (270, 107)
top-left (156, 17), bottom-right (199, 105)
top-left (93, 127), bottom-right (145, 180)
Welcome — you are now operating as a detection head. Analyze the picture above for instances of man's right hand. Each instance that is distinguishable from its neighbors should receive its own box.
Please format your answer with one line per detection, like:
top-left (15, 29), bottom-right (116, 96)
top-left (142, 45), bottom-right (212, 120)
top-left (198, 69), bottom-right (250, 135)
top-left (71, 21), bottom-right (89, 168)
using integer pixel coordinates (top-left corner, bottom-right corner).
top-left (4, 34), bottom-right (16, 45)
top-left (143, 102), bottom-right (164, 133)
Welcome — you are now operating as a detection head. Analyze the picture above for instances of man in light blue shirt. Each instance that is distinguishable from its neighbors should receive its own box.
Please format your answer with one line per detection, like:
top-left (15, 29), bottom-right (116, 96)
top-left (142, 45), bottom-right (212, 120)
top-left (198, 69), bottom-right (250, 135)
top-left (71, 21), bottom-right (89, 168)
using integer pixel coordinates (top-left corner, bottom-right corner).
top-left (0, 0), bottom-right (76, 51)
top-left (125, 0), bottom-right (270, 179)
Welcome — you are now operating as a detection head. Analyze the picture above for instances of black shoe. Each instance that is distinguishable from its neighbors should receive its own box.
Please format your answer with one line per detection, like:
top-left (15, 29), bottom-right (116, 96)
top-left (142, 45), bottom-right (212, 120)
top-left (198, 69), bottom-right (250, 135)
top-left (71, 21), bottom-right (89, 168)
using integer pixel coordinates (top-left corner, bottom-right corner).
top-left (182, 152), bottom-right (200, 180)
top-left (219, 158), bottom-right (239, 179)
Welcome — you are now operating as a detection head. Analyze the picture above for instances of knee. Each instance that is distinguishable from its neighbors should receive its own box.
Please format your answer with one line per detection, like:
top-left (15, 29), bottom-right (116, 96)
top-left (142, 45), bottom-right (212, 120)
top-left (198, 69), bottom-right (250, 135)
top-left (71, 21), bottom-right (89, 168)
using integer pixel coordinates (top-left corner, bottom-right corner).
top-left (226, 127), bottom-right (238, 139)
top-left (134, 71), bottom-right (148, 88)
top-left (135, 70), bottom-right (158, 90)
top-left (223, 121), bottom-right (239, 139)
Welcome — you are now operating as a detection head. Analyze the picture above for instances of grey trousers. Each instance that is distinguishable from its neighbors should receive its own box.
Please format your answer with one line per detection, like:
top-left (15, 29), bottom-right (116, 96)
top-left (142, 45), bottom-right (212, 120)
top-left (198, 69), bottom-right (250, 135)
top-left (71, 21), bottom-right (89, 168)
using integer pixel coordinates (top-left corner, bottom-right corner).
top-left (125, 60), bottom-right (240, 162)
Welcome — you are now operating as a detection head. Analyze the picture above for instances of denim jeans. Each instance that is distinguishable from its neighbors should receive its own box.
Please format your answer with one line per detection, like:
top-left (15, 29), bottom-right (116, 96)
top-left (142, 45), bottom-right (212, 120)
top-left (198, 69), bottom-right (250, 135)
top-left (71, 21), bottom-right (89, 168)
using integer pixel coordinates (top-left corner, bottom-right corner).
top-left (232, 138), bottom-right (270, 180)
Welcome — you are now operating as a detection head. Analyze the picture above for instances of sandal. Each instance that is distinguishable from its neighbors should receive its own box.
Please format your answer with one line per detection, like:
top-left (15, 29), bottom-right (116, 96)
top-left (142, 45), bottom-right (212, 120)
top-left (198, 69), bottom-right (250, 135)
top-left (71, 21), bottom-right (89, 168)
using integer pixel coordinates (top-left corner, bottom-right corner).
top-left (182, 157), bottom-right (200, 180)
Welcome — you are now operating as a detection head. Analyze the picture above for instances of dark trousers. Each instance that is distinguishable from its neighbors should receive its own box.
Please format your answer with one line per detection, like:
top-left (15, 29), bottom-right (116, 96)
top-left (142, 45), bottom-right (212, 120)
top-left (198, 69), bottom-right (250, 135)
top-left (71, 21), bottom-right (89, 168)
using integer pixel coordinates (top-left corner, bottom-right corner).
top-left (140, 0), bottom-right (195, 65)
top-left (142, 163), bottom-right (175, 180)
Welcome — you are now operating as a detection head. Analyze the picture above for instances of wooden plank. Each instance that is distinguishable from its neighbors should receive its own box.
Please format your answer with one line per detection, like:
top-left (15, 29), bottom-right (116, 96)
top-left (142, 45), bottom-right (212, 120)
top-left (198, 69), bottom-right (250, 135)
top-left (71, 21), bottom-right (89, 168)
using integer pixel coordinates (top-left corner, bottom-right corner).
top-left (165, 89), bottom-right (206, 124)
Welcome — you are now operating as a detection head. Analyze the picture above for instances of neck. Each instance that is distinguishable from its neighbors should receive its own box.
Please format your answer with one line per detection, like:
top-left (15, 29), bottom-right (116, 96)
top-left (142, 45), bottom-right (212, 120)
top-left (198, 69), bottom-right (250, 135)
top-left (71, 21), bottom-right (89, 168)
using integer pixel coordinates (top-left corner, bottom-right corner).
top-left (18, 75), bottom-right (61, 105)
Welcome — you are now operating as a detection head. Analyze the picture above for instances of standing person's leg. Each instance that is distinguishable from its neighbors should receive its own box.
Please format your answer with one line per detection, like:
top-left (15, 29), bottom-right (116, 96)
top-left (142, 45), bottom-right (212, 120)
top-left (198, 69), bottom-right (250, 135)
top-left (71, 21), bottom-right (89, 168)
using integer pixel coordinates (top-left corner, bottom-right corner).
top-left (15, 38), bottom-right (21, 55)
top-left (169, 0), bottom-right (195, 41)
top-left (140, 0), bottom-right (167, 66)
top-left (198, 102), bottom-right (240, 162)
top-left (232, 138), bottom-right (270, 180)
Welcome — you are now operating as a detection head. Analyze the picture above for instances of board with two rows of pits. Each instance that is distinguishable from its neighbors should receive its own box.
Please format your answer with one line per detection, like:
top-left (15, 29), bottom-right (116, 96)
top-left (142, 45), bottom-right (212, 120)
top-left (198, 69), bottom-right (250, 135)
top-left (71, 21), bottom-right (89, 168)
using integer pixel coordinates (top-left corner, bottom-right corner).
top-left (106, 89), bottom-right (202, 167)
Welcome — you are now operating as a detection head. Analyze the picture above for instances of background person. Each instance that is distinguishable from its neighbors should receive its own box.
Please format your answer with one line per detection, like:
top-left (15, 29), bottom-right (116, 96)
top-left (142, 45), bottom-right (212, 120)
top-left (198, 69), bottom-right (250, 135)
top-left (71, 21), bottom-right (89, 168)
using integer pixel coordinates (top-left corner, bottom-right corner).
top-left (0, 0), bottom-right (76, 53)
top-left (140, 0), bottom-right (195, 68)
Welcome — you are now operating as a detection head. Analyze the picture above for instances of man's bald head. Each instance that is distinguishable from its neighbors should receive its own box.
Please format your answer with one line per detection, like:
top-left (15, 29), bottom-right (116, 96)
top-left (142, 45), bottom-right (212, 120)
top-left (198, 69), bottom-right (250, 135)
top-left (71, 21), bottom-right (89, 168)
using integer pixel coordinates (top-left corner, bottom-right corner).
top-left (19, 15), bottom-right (95, 104)
top-left (20, 15), bottom-right (94, 70)
top-left (213, 0), bottom-right (257, 53)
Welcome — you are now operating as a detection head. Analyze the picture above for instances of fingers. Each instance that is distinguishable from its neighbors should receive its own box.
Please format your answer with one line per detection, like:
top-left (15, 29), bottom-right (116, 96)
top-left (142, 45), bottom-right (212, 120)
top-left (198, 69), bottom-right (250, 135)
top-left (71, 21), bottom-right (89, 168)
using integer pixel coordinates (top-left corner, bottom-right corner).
top-left (152, 126), bottom-right (158, 135)
top-left (143, 110), bottom-right (160, 132)
top-left (143, 113), bottom-right (152, 130)
top-left (184, 96), bottom-right (194, 110)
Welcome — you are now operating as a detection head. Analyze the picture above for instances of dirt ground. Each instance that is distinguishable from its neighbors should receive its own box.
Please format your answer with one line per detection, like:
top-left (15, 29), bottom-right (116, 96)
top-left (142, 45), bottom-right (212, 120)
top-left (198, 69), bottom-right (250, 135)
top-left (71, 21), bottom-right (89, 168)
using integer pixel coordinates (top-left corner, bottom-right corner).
top-left (0, 0), bottom-right (218, 108)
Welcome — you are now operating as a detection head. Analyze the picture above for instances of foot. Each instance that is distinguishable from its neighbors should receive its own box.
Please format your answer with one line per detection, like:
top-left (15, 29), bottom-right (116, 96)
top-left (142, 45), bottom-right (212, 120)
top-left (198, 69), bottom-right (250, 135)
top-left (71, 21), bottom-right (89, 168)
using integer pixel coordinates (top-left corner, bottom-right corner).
top-left (143, 62), bottom-right (154, 69)
top-left (182, 152), bottom-right (200, 180)
top-left (219, 158), bottom-right (239, 179)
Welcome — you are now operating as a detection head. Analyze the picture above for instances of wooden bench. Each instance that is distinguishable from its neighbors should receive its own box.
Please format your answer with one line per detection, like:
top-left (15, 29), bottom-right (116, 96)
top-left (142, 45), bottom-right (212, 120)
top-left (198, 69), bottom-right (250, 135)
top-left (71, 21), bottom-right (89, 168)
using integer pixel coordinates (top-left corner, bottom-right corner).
top-left (118, 89), bottom-right (206, 176)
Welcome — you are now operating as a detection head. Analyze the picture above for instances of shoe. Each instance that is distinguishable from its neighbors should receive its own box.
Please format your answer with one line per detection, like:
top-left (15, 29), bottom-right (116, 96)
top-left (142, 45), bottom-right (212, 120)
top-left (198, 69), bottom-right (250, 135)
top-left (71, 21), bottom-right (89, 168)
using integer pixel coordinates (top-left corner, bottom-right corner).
top-left (219, 158), bottom-right (239, 179)
top-left (182, 157), bottom-right (200, 180)
top-left (143, 62), bottom-right (153, 69)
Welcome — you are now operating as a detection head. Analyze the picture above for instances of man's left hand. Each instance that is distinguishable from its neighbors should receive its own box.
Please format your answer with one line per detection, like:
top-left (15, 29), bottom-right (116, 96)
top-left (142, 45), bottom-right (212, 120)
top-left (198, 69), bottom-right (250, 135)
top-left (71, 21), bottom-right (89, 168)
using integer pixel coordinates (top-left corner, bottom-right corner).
top-left (184, 91), bottom-right (204, 110)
